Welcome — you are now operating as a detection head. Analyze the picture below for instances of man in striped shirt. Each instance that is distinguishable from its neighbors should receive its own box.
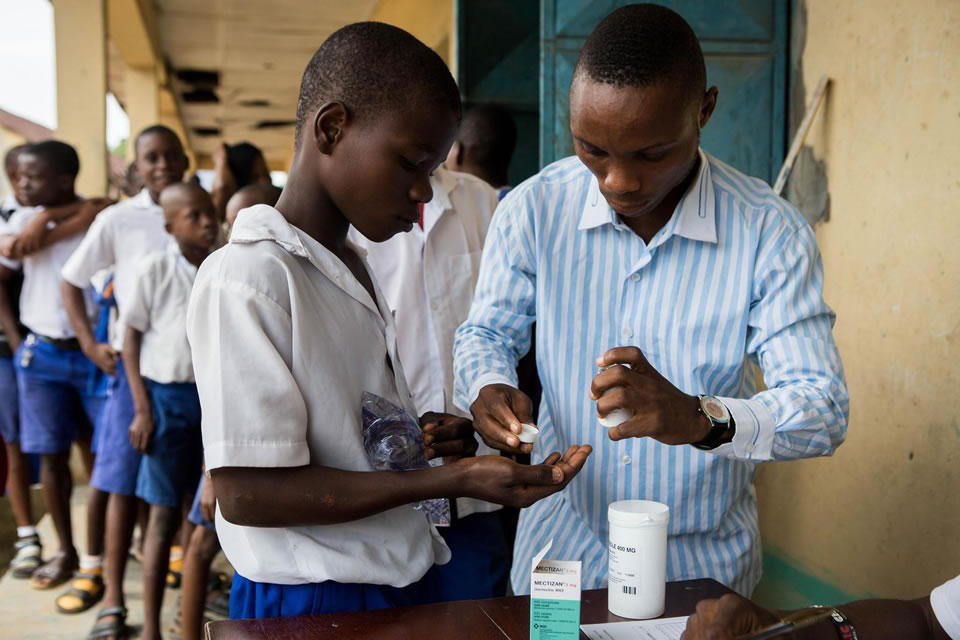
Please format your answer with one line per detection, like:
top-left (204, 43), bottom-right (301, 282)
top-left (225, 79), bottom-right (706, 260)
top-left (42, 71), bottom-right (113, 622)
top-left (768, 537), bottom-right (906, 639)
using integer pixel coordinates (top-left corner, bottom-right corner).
top-left (453, 4), bottom-right (849, 596)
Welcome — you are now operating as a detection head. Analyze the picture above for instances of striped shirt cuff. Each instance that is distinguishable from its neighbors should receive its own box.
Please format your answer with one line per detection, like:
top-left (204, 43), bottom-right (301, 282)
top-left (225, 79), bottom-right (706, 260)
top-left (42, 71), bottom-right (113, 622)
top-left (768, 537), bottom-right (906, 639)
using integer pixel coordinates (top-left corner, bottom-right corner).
top-left (710, 397), bottom-right (776, 461)
top-left (464, 372), bottom-right (518, 412)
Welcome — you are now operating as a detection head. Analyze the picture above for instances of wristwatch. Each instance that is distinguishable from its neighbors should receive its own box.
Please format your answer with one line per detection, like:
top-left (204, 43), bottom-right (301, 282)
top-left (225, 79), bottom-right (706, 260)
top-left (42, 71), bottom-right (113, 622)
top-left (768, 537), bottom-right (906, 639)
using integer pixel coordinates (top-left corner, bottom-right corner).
top-left (692, 395), bottom-right (735, 450)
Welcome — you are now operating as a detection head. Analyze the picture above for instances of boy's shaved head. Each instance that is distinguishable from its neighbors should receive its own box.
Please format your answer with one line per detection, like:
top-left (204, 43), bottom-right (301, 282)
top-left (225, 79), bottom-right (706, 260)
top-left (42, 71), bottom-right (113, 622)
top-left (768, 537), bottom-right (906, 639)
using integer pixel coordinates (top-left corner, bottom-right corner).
top-left (135, 124), bottom-right (183, 154)
top-left (294, 22), bottom-right (461, 147)
top-left (226, 183), bottom-right (282, 226)
top-left (159, 182), bottom-right (211, 222)
top-left (573, 3), bottom-right (705, 103)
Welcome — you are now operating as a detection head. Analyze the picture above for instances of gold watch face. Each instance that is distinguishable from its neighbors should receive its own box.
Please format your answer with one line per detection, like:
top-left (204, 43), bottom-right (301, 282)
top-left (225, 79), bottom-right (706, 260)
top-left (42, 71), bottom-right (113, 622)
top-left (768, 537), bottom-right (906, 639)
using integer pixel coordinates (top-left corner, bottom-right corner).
top-left (702, 397), bottom-right (729, 422)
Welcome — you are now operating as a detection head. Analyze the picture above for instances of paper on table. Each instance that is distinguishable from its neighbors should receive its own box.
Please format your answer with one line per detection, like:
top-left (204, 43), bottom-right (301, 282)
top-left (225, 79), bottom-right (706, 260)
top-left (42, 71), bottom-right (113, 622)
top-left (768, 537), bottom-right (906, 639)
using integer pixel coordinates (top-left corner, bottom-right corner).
top-left (580, 616), bottom-right (689, 640)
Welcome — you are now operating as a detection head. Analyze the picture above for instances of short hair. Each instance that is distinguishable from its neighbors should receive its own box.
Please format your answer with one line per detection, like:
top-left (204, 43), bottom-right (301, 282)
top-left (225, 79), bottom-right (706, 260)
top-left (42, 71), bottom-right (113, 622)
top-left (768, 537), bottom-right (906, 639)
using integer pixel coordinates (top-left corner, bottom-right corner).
top-left (23, 140), bottom-right (80, 178)
top-left (226, 142), bottom-right (265, 188)
top-left (4, 144), bottom-right (28, 177)
top-left (573, 4), bottom-right (705, 101)
top-left (159, 182), bottom-right (211, 222)
top-left (230, 183), bottom-right (281, 209)
top-left (134, 124), bottom-right (183, 154)
top-left (459, 105), bottom-right (517, 177)
top-left (294, 22), bottom-right (461, 147)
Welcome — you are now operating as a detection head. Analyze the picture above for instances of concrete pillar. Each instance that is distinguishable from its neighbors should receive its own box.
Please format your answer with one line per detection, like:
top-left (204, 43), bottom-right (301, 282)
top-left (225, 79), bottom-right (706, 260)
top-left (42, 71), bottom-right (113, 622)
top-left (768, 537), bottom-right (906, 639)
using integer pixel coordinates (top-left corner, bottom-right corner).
top-left (125, 65), bottom-right (160, 160)
top-left (52, 0), bottom-right (108, 196)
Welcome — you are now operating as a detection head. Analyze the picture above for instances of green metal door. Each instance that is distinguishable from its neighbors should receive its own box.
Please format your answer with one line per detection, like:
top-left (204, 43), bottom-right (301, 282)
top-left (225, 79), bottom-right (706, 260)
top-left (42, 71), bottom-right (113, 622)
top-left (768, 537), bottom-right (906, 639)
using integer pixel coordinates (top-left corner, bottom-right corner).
top-left (541, 0), bottom-right (788, 183)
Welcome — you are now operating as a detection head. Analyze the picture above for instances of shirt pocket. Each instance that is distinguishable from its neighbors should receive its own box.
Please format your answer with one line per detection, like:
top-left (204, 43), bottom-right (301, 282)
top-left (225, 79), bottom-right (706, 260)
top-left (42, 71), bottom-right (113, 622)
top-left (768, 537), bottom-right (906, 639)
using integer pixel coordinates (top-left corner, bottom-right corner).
top-left (433, 251), bottom-right (480, 320)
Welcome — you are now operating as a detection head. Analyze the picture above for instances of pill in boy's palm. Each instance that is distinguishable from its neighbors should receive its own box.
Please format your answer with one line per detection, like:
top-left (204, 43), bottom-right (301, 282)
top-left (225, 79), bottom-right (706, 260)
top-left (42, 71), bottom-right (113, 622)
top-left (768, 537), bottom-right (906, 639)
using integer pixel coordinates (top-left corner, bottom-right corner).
top-left (517, 423), bottom-right (540, 443)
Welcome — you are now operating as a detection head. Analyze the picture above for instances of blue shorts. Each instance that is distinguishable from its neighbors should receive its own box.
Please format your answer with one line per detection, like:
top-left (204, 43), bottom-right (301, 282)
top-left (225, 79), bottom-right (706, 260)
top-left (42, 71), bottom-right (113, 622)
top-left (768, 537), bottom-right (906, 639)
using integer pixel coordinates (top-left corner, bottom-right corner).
top-left (14, 336), bottom-right (101, 455)
top-left (90, 359), bottom-right (141, 496)
top-left (433, 511), bottom-right (509, 601)
top-left (230, 566), bottom-right (443, 620)
top-left (188, 475), bottom-right (215, 531)
top-left (0, 356), bottom-right (19, 445)
top-left (135, 380), bottom-right (202, 508)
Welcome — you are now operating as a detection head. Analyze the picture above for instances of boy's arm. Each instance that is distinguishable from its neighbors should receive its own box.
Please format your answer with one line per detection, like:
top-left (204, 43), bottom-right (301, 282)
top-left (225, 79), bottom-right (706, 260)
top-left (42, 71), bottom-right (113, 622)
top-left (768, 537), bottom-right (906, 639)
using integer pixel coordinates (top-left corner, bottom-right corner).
top-left (123, 326), bottom-right (153, 453)
top-left (60, 279), bottom-right (118, 375)
top-left (8, 198), bottom-right (114, 258)
top-left (0, 265), bottom-right (23, 349)
top-left (211, 446), bottom-right (590, 528)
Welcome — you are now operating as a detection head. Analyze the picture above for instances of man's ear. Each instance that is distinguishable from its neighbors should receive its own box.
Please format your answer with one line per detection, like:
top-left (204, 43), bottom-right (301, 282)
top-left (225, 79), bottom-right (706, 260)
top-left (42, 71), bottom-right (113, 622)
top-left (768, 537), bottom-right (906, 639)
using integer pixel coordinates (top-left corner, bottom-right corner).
top-left (58, 175), bottom-right (74, 195)
top-left (164, 220), bottom-right (173, 234)
top-left (313, 102), bottom-right (349, 154)
top-left (699, 86), bottom-right (719, 129)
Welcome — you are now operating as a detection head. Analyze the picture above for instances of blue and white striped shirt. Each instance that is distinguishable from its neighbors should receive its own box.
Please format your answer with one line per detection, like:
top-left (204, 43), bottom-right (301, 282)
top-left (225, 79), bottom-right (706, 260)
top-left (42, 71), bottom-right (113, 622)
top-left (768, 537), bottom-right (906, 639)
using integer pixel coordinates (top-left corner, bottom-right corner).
top-left (453, 151), bottom-right (849, 596)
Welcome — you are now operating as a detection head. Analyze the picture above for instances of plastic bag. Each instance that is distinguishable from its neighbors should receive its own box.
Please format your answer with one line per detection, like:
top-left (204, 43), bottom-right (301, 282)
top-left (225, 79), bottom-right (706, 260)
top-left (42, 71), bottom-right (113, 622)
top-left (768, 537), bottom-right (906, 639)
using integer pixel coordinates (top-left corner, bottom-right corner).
top-left (361, 392), bottom-right (450, 526)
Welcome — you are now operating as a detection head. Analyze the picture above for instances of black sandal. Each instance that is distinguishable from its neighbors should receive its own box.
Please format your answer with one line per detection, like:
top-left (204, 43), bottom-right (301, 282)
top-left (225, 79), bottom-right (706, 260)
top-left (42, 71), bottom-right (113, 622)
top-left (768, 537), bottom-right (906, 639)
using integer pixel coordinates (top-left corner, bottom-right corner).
top-left (10, 535), bottom-right (42, 579)
top-left (87, 605), bottom-right (128, 640)
top-left (55, 571), bottom-right (105, 614)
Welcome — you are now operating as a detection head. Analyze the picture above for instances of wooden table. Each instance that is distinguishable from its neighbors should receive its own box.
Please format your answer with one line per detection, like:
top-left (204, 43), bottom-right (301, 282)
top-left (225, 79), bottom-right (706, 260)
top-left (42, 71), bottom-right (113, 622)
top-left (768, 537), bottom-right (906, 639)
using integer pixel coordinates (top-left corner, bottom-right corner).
top-left (206, 578), bottom-right (732, 639)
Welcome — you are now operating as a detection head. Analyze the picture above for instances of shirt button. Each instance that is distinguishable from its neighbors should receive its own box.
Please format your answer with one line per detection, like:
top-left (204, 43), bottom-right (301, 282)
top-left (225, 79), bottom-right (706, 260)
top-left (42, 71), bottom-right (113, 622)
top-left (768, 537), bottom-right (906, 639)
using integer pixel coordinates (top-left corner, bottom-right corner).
top-left (629, 273), bottom-right (640, 282)
top-left (622, 327), bottom-right (634, 339)
top-left (622, 454), bottom-right (632, 465)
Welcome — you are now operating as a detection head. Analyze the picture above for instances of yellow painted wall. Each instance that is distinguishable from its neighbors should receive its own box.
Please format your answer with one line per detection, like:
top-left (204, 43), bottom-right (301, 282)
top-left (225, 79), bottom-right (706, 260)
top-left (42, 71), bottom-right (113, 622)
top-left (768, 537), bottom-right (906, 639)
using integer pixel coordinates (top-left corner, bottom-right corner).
top-left (756, 0), bottom-right (960, 599)
top-left (370, 0), bottom-right (454, 68)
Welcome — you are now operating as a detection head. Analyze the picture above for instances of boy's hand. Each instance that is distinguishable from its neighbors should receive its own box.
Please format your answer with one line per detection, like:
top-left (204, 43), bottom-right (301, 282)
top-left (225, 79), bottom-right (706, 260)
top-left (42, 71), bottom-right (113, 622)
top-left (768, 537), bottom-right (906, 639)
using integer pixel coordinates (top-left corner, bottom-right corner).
top-left (457, 445), bottom-right (592, 508)
top-left (469, 383), bottom-right (536, 455)
top-left (86, 343), bottom-right (119, 376)
top-left (200, 477), bottom-right (217, 522)
top-left (13, 211), bottom-right (52, 256)
top-left (421, 412), bottom-right (478, 461)
top-left (128, 411), bottom-right (154, 454)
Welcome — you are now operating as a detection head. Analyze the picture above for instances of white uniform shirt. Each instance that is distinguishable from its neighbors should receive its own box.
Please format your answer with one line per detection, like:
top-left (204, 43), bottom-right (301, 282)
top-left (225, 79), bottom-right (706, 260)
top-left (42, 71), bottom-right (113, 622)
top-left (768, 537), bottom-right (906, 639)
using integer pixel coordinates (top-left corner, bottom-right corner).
top-left (932, 574), bottom-right (960, 639)
top-left (0, 206), bottom-right (96, 338)
top-left (350, 168), bottom-right (500, 519)
top-left (122, 243), bottom-right (198, 384)
top-left (187, 204), bottom-right (450, 586)
top-left (61, 188), bottom-right (171, 350)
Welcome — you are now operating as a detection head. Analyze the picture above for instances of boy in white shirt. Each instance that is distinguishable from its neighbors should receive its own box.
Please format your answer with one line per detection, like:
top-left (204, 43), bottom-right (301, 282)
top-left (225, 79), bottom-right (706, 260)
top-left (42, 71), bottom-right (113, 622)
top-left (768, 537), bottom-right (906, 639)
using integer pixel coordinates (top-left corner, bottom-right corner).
top-left (60, 125), bottom-right (188, 635)
top-left (0, 141), bottom-right (102, 590)
top-left (122, 182), bottom-right (217, 640)
top-left (350, 166), bottom-right (512, 600)
top-left (187, 22), bottom-right (591, 621)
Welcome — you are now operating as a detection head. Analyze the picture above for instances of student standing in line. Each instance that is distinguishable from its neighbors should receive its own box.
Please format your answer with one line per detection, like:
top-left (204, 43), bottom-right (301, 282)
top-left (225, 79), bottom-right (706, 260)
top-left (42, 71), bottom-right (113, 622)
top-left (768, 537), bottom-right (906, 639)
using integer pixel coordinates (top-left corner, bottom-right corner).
top-left (60, 125), bottom-right (187, 637)
top-left (122, 182), bottom-right (218, 640)
top-left (351, 166), bottom-right (512, 600)
top-left (445, 104), bottom-right (517, 201)
top-left (0, 141), bottom-right (103, 590)
top-left (454, 4), bottom-right (849, 597)
top-left (0, 144), bottom-right (38, 580)
top-left (187, 22), bottom-right (591, 621)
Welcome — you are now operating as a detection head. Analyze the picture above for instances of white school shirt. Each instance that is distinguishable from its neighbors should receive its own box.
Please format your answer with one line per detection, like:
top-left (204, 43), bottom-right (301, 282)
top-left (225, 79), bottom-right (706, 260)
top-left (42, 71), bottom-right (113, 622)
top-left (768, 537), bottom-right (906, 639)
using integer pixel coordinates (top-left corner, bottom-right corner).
top-left (61, 188), bottom-right (171, 350)
top-left (932, 574), bottom-right (960, 639)
top-left (350, 168), bottom-right (500, 519)
top-left (0, 206), bottom-right (96, 338)
top-left (186, 204), bottom-right (451, 586)
top-left (122, 243), bottom-right (198, 384)
top-left (454, 152), bottom-right (849, 595)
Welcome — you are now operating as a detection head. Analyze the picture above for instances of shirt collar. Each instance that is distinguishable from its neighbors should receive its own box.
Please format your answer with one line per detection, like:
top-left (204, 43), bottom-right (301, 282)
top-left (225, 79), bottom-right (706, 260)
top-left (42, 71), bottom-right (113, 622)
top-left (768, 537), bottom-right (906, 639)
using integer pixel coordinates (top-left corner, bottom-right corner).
top-left (132, 188), bottom-right (158, 210)
top-left (168, 241), bottom-right (198, 277)
top-left (578, 149), bottom-right (717, 244)
top-left (229, 204), bottom-right (381, 317)
top-left (421, 167), bottom-right (456, 235)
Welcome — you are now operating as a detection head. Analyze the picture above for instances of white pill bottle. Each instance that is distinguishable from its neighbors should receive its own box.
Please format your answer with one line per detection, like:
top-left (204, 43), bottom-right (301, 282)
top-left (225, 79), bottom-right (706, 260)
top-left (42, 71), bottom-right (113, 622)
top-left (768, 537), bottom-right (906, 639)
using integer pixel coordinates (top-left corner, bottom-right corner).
top-left (607, 500), bottom-right (670, 619)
